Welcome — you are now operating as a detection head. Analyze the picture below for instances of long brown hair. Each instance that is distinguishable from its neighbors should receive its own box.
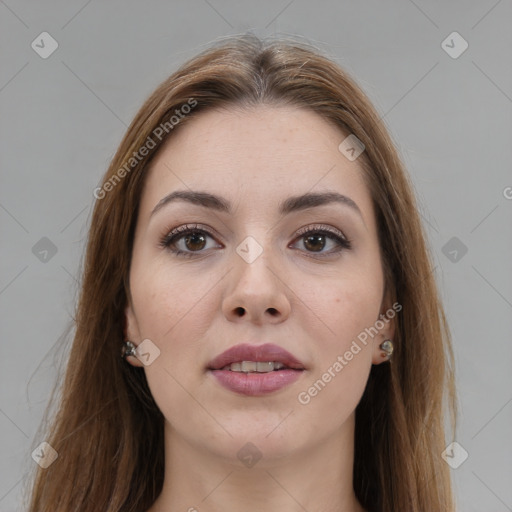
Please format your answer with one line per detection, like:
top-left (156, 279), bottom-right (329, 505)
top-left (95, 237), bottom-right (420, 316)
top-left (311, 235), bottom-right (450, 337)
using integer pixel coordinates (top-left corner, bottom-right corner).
top-left (24, 34), bottom-right (457, 512)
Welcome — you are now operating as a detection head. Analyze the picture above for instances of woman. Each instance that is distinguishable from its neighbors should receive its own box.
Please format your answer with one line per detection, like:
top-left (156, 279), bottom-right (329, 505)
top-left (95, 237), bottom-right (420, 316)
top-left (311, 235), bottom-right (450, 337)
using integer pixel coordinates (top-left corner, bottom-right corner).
top-left (25, 34), bottom-right (457, 511)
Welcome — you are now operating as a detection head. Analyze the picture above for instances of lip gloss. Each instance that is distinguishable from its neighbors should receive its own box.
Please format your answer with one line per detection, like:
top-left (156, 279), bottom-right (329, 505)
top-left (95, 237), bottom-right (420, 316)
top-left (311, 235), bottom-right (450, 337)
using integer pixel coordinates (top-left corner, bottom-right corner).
top-left (209, 368), bottom-right (303, 396)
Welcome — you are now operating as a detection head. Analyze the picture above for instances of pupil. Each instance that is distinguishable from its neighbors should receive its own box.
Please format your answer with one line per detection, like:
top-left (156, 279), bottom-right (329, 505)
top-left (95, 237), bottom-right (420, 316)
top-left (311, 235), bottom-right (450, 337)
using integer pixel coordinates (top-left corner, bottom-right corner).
top-left (304, 234), bottom-right (325, 252)
top-left (185, 233), bottom-right (206, 251)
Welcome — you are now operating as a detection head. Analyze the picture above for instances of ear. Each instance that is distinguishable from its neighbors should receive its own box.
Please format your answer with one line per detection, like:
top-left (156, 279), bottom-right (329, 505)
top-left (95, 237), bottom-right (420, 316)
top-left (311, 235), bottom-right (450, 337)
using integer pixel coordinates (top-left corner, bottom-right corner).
top-left (123, 300), bottom-right (144, 368)
top-left (371, 289), bottom-right (398, 365)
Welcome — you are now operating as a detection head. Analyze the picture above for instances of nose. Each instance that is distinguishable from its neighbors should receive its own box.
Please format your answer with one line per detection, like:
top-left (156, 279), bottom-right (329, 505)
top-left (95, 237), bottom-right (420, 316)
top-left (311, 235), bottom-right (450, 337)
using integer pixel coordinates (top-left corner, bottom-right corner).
top-left (221, 243), bottom-right (291, 325)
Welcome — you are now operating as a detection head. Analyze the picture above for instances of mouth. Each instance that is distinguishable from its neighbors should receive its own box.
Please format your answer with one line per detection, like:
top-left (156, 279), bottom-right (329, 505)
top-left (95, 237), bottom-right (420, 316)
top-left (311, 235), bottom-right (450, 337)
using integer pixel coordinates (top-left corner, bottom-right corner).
top-left (207, 343), bottom-right (306, 396)
top-left (217, 361), bottom-right (300, 372)
top-left (207, 342), bottom-right (306, 372)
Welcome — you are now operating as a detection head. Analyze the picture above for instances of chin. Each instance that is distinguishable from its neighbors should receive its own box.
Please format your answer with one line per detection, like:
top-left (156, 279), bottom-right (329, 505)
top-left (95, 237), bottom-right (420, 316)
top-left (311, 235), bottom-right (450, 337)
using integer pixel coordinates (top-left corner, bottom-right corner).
top-left (218, 421), bottom-right (307, 459)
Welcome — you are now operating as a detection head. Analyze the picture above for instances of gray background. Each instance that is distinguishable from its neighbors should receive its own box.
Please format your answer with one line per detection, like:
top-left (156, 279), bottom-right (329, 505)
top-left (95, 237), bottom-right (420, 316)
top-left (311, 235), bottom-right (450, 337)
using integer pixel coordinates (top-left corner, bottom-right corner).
top-left (1, 1), bottom-right (511, 510)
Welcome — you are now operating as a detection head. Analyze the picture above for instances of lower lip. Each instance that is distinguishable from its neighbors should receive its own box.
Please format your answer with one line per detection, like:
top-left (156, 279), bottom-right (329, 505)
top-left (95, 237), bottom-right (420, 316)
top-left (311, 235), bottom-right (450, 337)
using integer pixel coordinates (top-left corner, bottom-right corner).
top-left (209, 369), bottom-right (304, 396)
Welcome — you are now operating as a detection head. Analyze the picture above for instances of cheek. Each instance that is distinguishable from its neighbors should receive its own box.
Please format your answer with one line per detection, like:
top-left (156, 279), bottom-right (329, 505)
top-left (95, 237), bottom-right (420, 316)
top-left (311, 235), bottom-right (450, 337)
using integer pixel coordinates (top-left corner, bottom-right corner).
top-left (310, 268), bottom-right (383, 349)
top-left (130, 266), bottom-right (217, 426)
top-left (129, 257), bottom-right (223, 401)
top-left (336, 287), bottom-right (382, 342)
top-left (297, 290), bottom-right (377, 425)
top-left (130, 254), bottom-right (212, 338)
top-left (297, 270), bottom-right (381, 410)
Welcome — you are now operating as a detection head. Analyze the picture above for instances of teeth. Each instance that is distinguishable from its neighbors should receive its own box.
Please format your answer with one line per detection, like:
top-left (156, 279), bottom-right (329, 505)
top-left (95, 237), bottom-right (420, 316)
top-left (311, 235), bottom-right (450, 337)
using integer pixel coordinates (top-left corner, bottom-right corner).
top-left (221, 361), bottom-right (287, 372)
top-left (241, 361), bottom-right (257, 372)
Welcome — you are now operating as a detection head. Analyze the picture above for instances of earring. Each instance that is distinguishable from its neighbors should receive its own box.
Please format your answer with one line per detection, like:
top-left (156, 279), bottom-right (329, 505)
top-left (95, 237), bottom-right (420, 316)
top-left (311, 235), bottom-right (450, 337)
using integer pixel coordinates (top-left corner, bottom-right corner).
top-left (121, 340), bottom-right (137, 359)
top-left (379, 339), bottom-right (393, 359)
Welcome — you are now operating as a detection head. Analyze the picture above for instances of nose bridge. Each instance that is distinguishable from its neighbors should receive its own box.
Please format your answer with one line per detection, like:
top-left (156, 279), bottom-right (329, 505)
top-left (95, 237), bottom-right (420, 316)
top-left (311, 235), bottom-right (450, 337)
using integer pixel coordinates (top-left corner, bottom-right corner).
top-left (233, 231), bottom-right (279, 290)
top-left (222, 228), bottom-right (291, 322)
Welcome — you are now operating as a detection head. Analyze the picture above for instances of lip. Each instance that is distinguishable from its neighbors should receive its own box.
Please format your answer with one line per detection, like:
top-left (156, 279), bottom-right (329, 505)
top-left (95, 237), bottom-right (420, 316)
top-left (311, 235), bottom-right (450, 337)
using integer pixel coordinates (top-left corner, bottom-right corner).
top-left (207, 343), bottom-right (305, 371)
top-left (209, 369), bottom-right (303, 396)
top-left (207, 343), bottom-right (306, 396)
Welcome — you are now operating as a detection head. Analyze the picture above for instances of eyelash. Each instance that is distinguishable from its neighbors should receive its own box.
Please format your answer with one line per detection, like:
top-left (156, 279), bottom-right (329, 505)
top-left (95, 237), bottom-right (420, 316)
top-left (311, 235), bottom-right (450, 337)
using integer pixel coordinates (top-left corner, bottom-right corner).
top-left (158, 223), bottom-right (352, 259)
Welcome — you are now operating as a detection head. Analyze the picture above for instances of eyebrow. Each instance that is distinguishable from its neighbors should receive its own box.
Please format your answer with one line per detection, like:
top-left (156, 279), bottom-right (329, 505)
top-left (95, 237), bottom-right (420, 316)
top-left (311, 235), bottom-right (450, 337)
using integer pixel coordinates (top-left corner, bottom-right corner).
top-left (150, 189), bottom-right (364, 221)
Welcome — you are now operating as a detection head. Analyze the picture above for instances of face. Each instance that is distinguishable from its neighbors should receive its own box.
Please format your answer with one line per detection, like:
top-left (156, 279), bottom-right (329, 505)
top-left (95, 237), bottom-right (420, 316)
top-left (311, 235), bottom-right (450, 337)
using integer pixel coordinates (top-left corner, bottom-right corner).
top-left (125, 104), bottom-right (395, 463)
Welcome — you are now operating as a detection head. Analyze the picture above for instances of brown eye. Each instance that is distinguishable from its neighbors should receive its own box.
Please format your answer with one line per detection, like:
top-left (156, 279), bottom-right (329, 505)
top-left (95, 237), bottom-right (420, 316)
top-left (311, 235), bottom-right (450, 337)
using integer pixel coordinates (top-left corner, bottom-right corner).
top-left (160, 223), bottom-right (351, 259)
top-left (291, 225), bottom-right (352, 257)
top-left (302, 233), bottom-right (327, 252)
top-left (159, 224), bottom-right (221, 258)
top-left (182, 232), bottom-right (207, 251)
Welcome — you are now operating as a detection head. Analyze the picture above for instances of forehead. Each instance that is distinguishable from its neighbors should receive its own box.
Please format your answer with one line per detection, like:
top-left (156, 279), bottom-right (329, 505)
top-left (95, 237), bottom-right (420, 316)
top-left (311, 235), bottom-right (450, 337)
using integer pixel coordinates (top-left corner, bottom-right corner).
top-left (140, 105), bottom-right (373, 222)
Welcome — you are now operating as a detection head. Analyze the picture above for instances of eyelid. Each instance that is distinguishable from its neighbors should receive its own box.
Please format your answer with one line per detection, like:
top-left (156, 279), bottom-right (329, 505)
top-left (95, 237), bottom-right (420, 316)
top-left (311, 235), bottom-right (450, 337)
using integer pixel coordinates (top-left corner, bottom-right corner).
top-left (294, 223), bottom-right (348, 241)
top-left (159, 222), bottom-right (352, 257)
top-left (160, 222), bottom-right (221, 242)
top-left (160, 222), bottom-right (347, 242)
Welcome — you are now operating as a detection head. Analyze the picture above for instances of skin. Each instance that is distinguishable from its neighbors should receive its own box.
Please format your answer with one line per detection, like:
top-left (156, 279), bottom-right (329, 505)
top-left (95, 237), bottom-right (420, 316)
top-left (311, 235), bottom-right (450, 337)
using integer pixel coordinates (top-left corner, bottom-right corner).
top-left (125, 104), bottom-right (395, 512)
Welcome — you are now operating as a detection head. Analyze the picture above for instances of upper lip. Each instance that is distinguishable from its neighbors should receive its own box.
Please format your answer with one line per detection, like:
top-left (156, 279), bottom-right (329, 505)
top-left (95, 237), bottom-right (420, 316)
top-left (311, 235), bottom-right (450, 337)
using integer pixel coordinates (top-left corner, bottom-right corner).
top-left (207, 343), bottom-right (305, 370)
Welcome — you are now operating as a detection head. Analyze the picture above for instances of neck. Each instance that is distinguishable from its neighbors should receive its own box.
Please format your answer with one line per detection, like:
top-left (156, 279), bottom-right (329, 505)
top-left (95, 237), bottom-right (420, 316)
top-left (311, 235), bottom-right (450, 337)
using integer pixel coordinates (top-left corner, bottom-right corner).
top-left (148, 413), bottom-right (366, 512)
